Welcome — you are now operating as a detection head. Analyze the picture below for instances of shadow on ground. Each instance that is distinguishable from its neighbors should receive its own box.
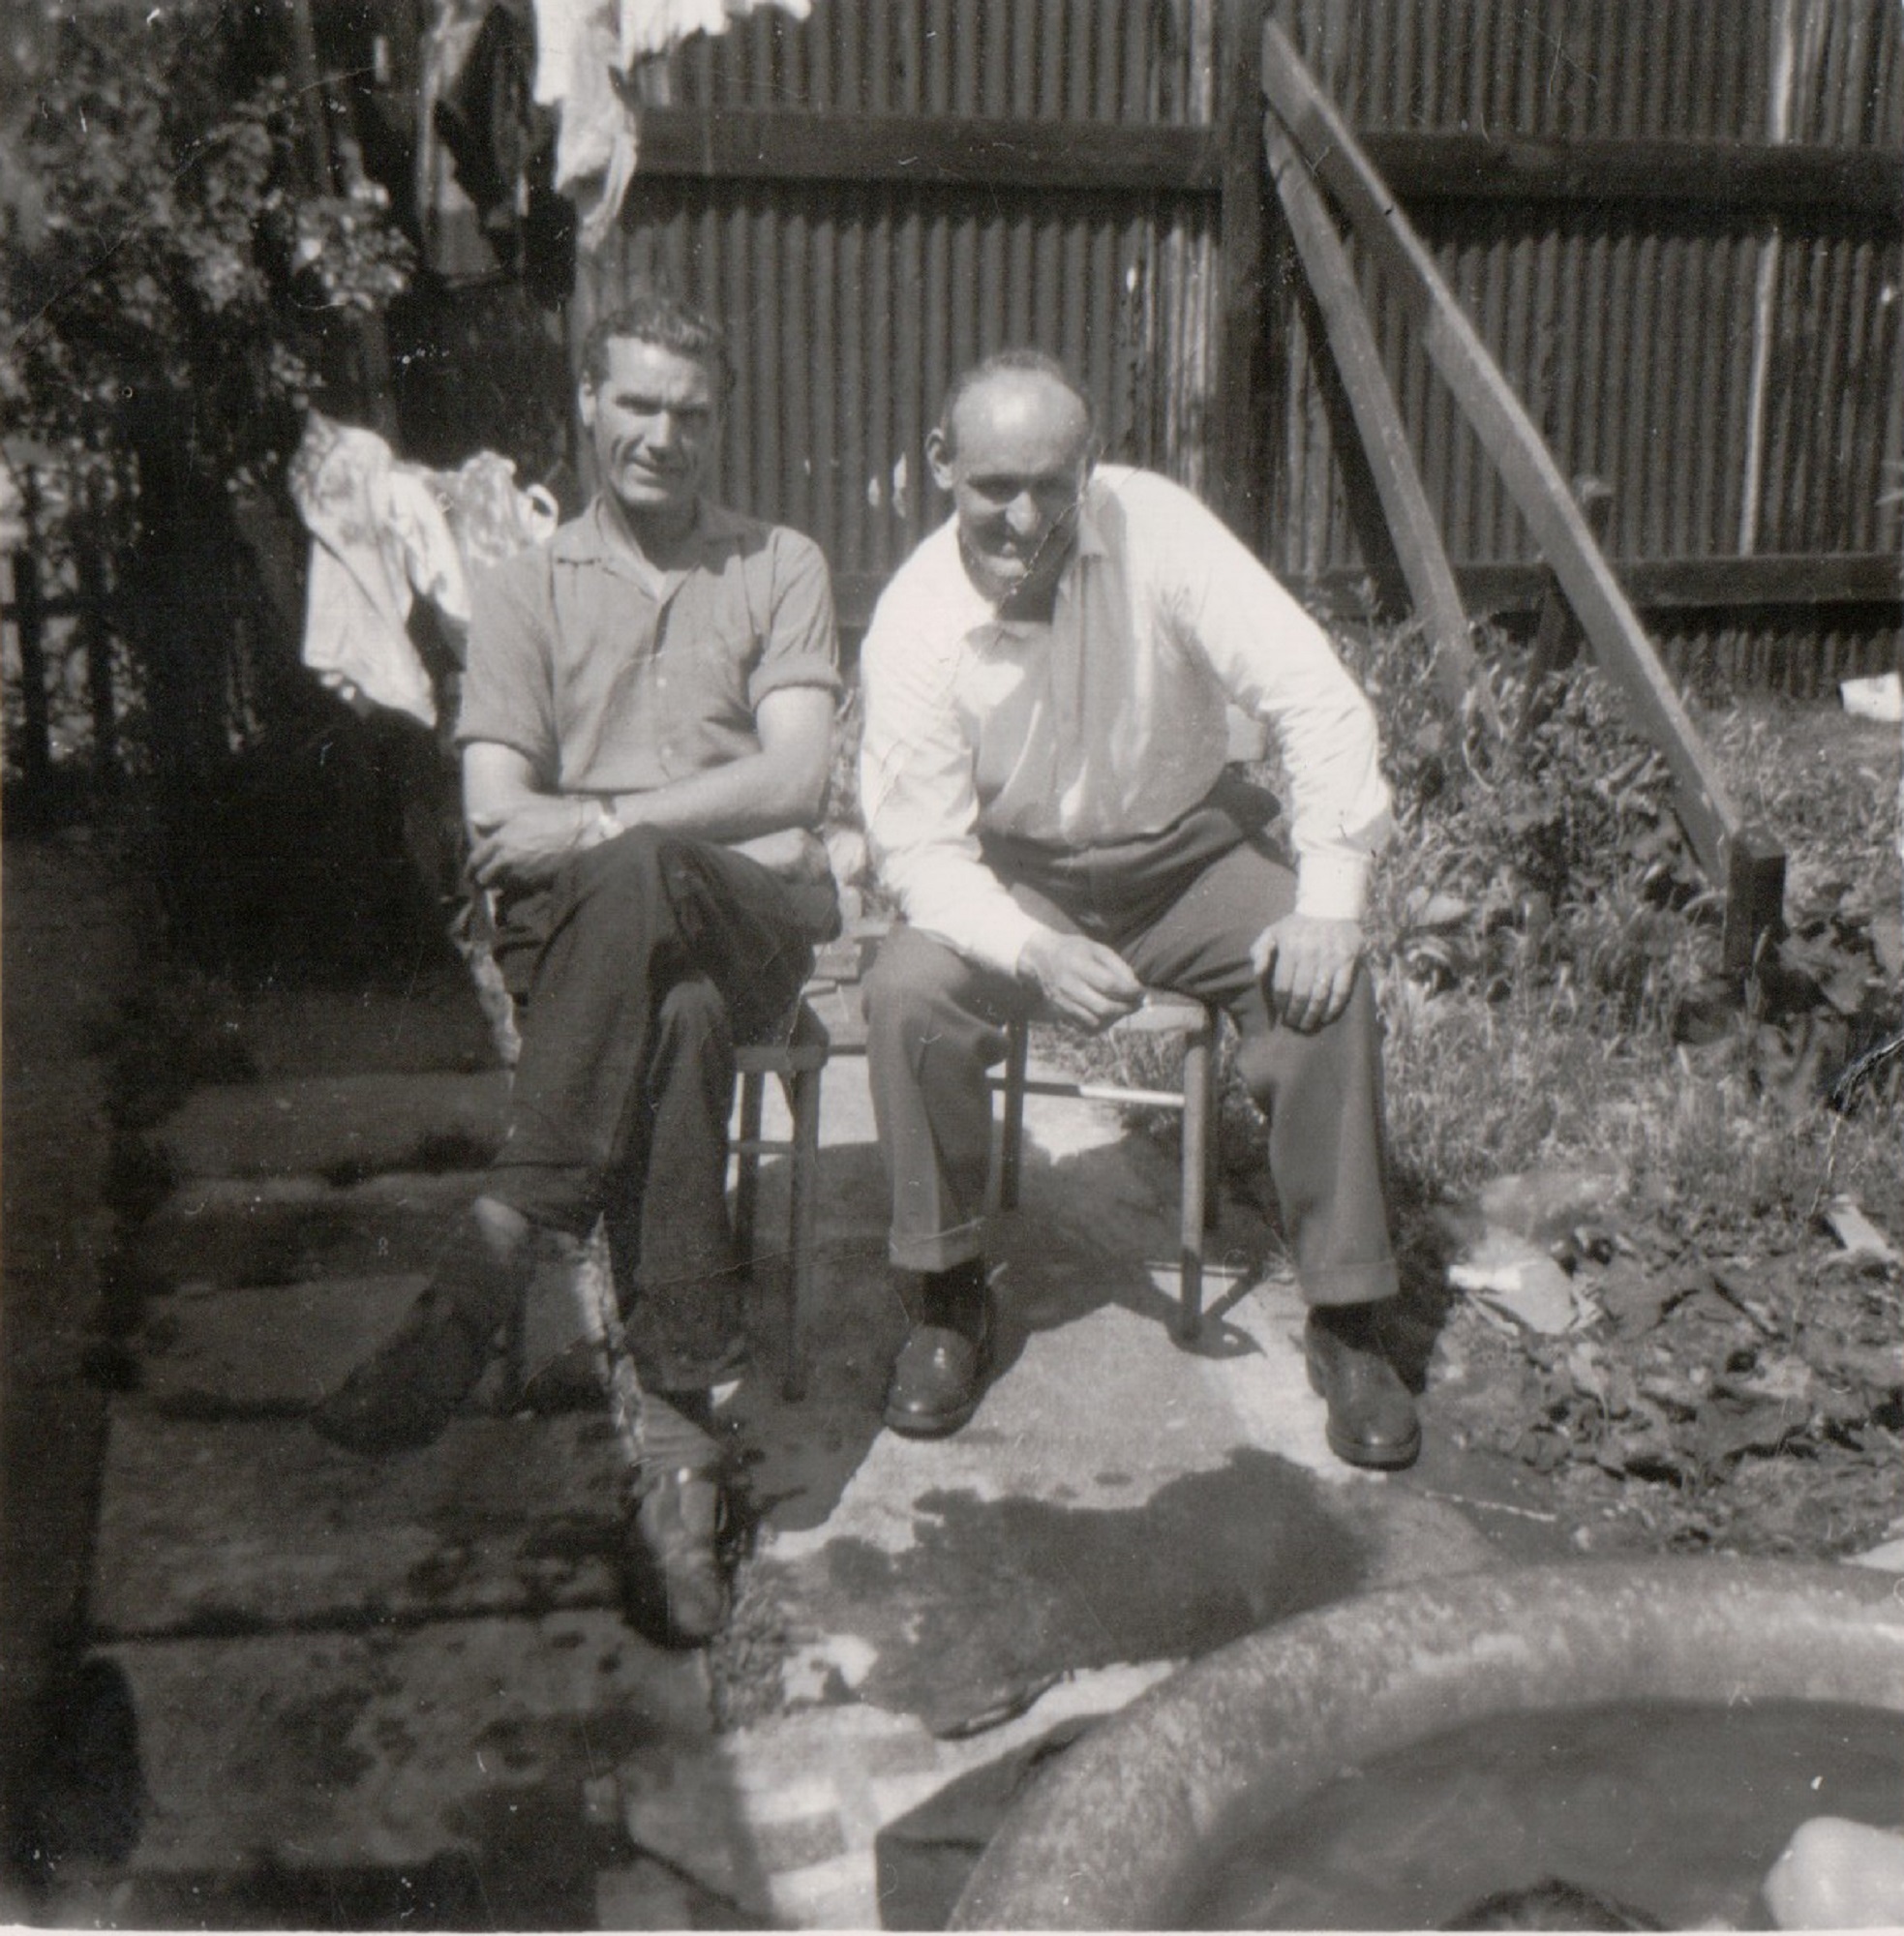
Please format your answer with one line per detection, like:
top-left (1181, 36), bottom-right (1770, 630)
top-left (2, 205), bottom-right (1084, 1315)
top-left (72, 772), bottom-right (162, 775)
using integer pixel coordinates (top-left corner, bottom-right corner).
top-left (762, 1447), bottom-right (1368, 1735)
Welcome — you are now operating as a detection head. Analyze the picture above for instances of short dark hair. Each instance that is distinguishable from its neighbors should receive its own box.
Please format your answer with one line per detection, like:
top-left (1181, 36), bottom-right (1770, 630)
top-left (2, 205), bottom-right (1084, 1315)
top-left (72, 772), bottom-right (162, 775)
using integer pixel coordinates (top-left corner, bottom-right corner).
top-left (581, 287), bottom-right (731, 391)
top-left (937, 348), bottom-right (1095, 455)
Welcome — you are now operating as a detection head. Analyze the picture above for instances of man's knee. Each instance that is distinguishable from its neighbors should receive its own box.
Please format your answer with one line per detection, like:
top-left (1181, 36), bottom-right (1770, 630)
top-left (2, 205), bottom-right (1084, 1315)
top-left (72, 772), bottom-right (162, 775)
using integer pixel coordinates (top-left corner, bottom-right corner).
top-left (654, 975), bottom-right (732, 1050)
top-left (866, 927), bottom-right (984, 1046)
top-left (1233, 961), bottom-right (1380, 1105)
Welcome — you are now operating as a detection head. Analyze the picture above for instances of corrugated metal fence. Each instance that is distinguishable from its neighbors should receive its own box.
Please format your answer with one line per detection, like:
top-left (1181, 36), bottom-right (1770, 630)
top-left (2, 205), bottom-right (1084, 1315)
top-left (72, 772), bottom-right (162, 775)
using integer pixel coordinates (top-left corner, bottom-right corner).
top-left (589, 0), bottom-right (1901, 691)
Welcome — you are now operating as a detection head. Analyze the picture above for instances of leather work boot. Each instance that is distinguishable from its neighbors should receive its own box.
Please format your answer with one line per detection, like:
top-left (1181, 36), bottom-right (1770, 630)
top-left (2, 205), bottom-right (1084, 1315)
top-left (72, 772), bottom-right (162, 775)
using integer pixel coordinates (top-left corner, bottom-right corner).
top-left (1304, 1301), bottom-right (1422, 1469)
top-left (883, 1261), bottom-right (994, 1438)
top-left (311, 1200), bottom-right (533, 1456)
top-left (625, 1466), bottom-right (730, 1648)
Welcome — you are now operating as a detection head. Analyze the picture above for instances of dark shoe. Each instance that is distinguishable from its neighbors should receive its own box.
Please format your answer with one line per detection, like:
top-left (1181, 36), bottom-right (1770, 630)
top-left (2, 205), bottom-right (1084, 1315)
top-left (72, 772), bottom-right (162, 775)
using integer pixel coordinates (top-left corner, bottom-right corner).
top-left (311, 1285), bottom-right (493, 1455)
top-left (624, 1466), bottom-right (730, 1647)
top-left (1305, 1303), bottom-right (1421, 1469)
top-left (884, 1277), bottom-right (994, 1438)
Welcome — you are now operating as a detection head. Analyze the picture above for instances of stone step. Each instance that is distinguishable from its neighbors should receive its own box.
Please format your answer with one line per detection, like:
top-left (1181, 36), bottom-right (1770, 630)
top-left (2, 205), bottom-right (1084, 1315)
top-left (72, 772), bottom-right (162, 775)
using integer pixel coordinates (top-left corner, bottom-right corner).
top-left (131, 1259), bottom-right (609, 1422)
top-left (78, 1612), bottom-right (709, 1898)
top-left (131, 1276), bottom-right (428, 1419)
top-left (227, 979), bottom-right (499, 1082)
top-left (151, 1073), bottom-right (510, 1185)
top-left (135, 1170), bottom-right (491, 1289)
top-left (90, 1413), bottom-right (630, 1640)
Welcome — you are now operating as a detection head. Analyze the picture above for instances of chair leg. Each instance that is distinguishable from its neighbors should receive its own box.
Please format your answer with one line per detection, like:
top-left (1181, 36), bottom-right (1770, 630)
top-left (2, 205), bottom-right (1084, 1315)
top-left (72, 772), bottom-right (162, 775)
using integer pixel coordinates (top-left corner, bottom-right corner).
top-left (1177, 1026), bottom-right (1213, 1342)
top-left (734, 1068), bottom-right (764, 1271)
top-left (1203, 1018), bottom-right (1223, 1232)
top-left (999, 1016), bottom-right (1030, 1211)
top-left (782, 1064), bottom-right (822, 1402)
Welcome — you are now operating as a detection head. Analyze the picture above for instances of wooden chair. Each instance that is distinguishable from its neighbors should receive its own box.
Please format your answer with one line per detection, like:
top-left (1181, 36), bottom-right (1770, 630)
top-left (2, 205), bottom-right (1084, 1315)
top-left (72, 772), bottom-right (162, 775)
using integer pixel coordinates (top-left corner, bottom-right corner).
top-left (995, 992), bottom-right (1222, 1342)
top-left (732, 1000), bottom-right (831, 1402)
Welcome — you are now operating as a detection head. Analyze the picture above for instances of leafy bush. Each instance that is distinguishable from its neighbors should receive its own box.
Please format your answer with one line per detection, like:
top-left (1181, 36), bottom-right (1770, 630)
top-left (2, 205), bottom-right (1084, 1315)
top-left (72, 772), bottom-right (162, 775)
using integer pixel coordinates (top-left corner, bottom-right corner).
top-left (4, 5), bottom-right (414, 488)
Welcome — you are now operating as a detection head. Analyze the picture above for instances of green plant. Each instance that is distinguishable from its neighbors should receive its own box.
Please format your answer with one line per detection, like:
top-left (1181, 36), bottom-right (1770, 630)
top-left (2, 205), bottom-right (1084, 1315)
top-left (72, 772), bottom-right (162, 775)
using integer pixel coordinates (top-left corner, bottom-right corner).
top-left (4, 7), bottom-right (413, 489)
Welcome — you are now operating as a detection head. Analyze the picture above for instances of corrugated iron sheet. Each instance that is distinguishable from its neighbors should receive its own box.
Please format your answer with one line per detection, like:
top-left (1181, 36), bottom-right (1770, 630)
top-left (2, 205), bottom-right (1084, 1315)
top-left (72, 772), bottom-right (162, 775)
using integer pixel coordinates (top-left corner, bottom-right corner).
top-left (1267, 0), bottom-right (1903, 588)
top-left (590, 0), bottom-right (1222, 599)
top-left (590, 0), bottom-right (1899, 680)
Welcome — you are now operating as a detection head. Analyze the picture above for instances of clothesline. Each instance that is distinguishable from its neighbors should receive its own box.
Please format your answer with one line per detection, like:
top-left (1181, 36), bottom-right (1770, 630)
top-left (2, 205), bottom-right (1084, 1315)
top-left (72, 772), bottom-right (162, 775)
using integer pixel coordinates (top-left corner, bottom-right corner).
top-left (420, 0), bottom-right (811, 276)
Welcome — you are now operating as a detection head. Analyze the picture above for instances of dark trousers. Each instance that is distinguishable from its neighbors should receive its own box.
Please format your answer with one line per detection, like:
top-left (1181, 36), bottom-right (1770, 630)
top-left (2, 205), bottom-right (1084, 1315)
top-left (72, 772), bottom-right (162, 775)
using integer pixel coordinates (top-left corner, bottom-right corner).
top-left (863, 776), bottom-right (1398, 1308)
top-left (489, 826), bottom-right (837, 1388)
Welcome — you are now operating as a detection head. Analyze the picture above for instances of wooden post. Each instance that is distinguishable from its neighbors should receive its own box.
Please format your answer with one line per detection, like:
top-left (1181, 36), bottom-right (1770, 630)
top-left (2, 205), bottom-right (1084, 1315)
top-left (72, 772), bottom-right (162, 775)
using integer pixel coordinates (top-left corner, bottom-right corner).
top-left (1216, 0), bottom-right (1272, 550)
top-left (77, 479), bottom-right (117, 789)
top-left (1723, 827), bottom-right (1788, 983)
top-left (11, 470), bottom-right (51, 806)
top-left (1258, 21), bottom-right (1778, 937)
top-left (1265, 118), bottom-right (1477, 711)
top-left (1521, 475), bottom-right (1615, 735)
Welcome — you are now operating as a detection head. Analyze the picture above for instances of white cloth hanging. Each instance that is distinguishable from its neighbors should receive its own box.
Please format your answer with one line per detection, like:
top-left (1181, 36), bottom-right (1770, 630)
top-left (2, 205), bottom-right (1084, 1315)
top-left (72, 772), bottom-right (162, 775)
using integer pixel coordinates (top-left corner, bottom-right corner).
top-left (530, 0), bottom-right (812, 251)
top-left (291, 415), bottom-right (558, 727)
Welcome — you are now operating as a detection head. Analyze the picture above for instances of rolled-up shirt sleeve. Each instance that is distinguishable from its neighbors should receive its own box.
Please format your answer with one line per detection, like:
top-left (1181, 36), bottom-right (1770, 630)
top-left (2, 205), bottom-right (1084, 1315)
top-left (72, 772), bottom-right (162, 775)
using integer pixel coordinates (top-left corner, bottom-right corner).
top-left (859, 614), bottom-right (1046, 978)
top-left (1153, 479), bottom-right (1393, 921)
top-left (748, 529), bottom-right (843, 707)
top-left (456, 551), bottom-right (559, 782)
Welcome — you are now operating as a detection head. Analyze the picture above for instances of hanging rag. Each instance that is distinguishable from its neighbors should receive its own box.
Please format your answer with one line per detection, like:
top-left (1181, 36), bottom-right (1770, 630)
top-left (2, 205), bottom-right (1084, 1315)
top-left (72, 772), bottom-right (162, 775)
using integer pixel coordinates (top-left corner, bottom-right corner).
top-left (418, 0), bottom-right (503, 281)
top-left (530, 0), bottom-right (813, 252)
top-left (291, 414), bottom-right (559, 727)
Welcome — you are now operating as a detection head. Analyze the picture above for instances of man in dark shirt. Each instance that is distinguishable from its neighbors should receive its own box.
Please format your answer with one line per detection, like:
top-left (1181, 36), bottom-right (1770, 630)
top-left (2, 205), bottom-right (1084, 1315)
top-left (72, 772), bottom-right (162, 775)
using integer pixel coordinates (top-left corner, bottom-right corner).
top-left (314, 288), bottom-right (841, 1645)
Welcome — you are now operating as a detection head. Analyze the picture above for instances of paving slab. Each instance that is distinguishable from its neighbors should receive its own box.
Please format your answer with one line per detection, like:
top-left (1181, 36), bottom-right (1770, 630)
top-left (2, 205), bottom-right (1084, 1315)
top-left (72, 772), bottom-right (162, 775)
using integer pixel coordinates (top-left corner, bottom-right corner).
top-left (135, 1169), bottom-right (491, 1287)
top-left (132, 1275), bottom-right (429, 1418)
top-left (99, 1612), bottom-right (710, 1889)
top-left (152, 1072), bottom-right (509, 1183)
top-left (90, 1413), bottom-right (630, 1638)
top-left (227, 977), bottom-right (499, 1081)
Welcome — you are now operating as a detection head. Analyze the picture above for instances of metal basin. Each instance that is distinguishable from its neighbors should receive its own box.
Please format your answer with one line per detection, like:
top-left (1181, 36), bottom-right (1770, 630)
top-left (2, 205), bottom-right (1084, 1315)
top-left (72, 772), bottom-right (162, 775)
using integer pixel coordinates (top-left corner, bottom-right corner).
top-left (951, 1559), bottom-right (1904, 1929)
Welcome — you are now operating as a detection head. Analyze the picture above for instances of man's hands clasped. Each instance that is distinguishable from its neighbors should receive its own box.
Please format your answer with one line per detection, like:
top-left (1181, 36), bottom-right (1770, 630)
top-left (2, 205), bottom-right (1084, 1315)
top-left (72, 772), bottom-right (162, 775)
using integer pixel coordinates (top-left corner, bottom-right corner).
top-left (468, 796), bottom-right (833, 892)
top-left (468, 796), bottom-right (605, 888)
top-left (1017, 930), bottom-right (1145, 1031)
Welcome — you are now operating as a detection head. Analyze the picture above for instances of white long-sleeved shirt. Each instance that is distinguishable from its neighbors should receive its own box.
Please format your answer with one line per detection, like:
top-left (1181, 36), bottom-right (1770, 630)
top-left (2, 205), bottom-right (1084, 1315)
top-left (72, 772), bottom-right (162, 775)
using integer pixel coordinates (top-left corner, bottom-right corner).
top-left (859, 464), bottom-right (1394, 977)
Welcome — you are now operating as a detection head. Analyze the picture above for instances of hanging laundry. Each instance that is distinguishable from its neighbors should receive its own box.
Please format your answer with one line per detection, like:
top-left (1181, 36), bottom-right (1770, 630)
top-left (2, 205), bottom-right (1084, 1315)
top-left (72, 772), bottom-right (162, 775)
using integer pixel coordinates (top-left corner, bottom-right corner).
top-left (529, 0), bottom-right (812, 253)
top-left (417, 0), bottom-right (502, 282)
top-left (291, 414), bottom-right (558, 727)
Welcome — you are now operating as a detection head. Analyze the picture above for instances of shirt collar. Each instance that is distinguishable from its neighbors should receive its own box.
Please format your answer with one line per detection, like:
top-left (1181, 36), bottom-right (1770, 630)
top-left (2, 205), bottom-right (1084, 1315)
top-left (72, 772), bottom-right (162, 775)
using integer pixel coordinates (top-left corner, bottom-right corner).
top-left (553, 496), bottom-right (746, 578)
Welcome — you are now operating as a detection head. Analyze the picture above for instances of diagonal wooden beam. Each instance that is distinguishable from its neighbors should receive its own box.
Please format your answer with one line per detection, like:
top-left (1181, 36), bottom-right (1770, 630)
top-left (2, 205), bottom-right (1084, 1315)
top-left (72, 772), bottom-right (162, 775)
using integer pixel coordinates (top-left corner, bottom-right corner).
top-left (1260, 21), bottom-right (1783, 969)
top-left (1265, 117), bottom-right (1476, 711)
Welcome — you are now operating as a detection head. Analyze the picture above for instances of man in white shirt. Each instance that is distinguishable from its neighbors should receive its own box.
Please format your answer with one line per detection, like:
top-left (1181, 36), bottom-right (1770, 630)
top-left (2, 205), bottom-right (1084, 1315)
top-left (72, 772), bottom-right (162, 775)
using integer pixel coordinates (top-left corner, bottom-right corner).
top-left (858, 349), bottom-right (1416, 1468)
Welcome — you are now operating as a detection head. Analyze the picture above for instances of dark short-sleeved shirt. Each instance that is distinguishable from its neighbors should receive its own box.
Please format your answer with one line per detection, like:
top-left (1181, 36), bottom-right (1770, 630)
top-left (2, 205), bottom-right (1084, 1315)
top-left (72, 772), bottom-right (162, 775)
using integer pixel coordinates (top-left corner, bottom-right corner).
top-left (456, 496), bottom-right (841, 794)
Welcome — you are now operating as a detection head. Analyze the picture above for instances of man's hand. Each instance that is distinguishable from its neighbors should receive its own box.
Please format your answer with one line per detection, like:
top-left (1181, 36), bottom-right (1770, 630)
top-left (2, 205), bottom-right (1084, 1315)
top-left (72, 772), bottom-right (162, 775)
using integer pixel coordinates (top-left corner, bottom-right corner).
top-left (468, 796), bottom-right (596, 888)
top-left (726, 826), bottom-right (833, 884)
top-left (1251, 913), bottom-right (1365, 1033)
top-left (1019, 930), bottom-right (1145, 1031)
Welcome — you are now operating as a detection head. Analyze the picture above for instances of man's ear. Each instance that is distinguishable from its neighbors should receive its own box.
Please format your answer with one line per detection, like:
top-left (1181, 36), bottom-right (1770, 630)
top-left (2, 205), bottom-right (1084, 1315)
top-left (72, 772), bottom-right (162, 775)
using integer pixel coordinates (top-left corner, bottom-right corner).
top-left (924, 425), bottom-right (955, 495)
top-left (576, 376), bottom-right (598, 431)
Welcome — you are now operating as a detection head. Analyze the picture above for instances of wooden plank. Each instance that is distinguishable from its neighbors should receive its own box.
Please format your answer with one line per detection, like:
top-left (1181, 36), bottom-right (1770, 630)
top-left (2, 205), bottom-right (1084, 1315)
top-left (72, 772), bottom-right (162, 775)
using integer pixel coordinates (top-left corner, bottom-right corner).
top-left (633, 106), bottom-right (1224, 194)
top-left (1354, 551), bottom-right (1904, 618)
top-left (625, 108), bottom-right (1899, 219)
top-left (1266, 117), bottom-right (1476, 709)
top-left (1260, 20), bottom-right (1762, 898)
top-left (1361, 132), bottom-right (1903, 221)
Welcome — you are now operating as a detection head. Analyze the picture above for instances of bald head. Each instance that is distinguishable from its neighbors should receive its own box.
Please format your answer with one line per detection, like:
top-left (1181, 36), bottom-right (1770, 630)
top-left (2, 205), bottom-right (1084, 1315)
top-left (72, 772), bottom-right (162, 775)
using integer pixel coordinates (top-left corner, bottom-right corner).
top-left (928, 353), bottom-right (1096, 609)
top-left (937, 350), bottom-right (1094, 459)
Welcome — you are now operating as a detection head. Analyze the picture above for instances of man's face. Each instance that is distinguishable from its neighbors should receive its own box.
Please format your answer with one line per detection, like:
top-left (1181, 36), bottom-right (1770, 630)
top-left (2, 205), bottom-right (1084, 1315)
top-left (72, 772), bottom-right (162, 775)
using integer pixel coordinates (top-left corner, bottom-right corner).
top-left (579, 336), bottom-right (717, 531)
top-left (927, 373), bottom-right (1093, 607)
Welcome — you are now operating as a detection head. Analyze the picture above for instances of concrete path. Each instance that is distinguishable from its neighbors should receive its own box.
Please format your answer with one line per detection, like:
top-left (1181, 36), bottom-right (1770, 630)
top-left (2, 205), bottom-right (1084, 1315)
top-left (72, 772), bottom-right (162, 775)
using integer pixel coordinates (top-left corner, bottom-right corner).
top-left (35, 961), bottom-right (1524, 1929)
